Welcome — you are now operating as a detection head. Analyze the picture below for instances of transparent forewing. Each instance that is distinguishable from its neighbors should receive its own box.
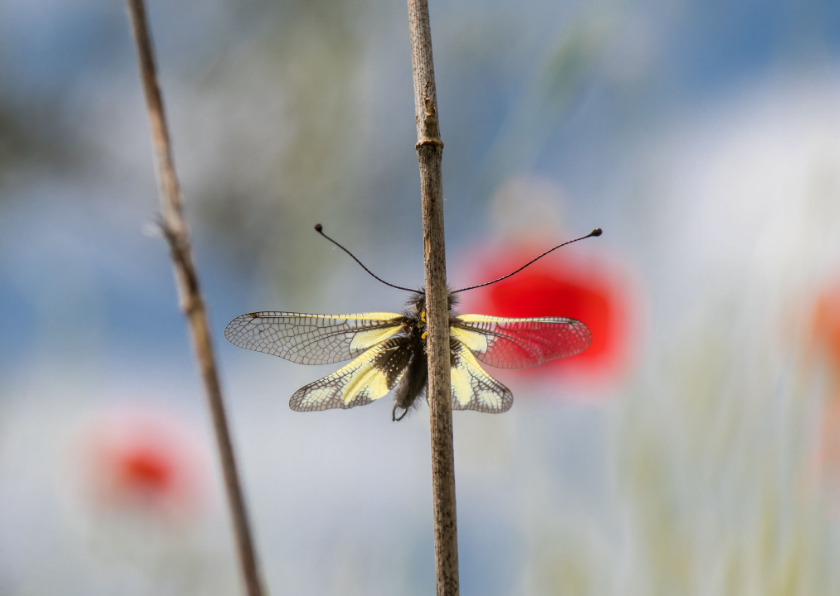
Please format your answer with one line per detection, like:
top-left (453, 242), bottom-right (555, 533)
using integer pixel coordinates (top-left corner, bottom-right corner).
top-left (451, 314), bottom-right (592, 369)
top-left (225, 312), bottom-right (404, 365)
top-left (290, 337), bottom-right (411, 411)
top-left (450, 340), bottom-right (513, 413)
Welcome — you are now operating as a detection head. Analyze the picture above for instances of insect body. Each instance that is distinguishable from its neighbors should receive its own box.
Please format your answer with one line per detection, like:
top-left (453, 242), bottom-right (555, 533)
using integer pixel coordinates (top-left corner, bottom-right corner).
top-left (225, 224), bottom-right (601, 421)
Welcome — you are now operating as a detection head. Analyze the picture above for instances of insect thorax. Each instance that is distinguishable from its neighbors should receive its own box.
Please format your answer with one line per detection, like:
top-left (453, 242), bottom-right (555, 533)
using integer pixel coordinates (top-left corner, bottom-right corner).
top-left (403, 289), bottom-right (459, 320)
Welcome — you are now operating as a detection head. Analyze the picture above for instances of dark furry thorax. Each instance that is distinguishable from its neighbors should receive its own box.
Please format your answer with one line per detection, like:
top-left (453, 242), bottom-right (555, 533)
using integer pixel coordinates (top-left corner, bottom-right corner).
top-left (391, 289), bottom-right (458, 421)
top-left (402, 289), bottom-right (459, 320)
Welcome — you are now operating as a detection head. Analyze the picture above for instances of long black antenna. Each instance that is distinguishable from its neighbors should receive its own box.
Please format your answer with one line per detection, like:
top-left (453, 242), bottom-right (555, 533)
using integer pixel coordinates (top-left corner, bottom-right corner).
top-left (315, 224), bottom-right (421, 294)
top-left (452, 228), bottom-right (603, 294)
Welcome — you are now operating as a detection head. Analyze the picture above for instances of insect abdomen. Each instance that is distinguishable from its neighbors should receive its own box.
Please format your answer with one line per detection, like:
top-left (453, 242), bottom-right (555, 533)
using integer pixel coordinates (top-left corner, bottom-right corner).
top-left (392, 341), bottom-right (427, 420)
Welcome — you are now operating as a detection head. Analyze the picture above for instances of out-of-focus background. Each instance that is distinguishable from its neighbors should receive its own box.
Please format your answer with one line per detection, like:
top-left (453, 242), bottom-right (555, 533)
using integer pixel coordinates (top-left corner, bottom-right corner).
top-left (3, 0), bottom-right (840, 594)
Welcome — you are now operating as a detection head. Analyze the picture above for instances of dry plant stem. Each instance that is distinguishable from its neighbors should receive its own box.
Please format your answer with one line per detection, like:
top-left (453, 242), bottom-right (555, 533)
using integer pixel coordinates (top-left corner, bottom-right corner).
top-left (406, 0), bottom-right (459, 595)
top-left (125, 2), bottom-right (265, 595)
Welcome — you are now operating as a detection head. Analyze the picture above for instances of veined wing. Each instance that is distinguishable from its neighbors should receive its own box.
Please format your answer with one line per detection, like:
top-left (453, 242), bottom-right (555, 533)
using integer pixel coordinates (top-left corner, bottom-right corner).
top-left (450, 340), bottom-right (513, 413)
top-left (451, 314), bottom-right (591, 369)
top-left (225, 311), bottom-right (404, 365)
top-left (290, 337), bottom-right (411, 411)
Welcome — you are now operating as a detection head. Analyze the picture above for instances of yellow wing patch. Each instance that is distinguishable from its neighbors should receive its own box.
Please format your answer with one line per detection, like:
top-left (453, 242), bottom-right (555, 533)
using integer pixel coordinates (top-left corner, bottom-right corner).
top-left (450, 325), bottom-right (488, 353)
top-left (449, 340), bottom-right (513, 413)
top-left (307, 312), bottom-right (402, 321)
top-left (339, 359), bottom-right (392, 405)
top-left (290, 337), bottom-right (410, 412)
top-left (349, 325), bottom-right (402, 352)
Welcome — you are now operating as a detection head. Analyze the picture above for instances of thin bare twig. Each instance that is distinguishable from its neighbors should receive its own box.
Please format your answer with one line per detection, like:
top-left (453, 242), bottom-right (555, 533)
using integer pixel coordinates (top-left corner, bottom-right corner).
top-left (124, 2), bottom-right (266, 595)
top-left (406, 1), bottom-right (459, 594)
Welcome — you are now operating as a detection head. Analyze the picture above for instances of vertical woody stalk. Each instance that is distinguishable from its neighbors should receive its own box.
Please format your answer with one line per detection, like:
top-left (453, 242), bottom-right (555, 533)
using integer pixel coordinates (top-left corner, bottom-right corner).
top-left (124, 2), bottom-right (265, 595)
top-left (406, 1), bottom-right (459, 594)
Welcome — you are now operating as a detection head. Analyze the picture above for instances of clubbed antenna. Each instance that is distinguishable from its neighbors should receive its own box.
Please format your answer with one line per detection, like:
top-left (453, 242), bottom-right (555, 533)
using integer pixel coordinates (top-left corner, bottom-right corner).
top-left (315, 224), bottom-right (421, 294)
top-left (452, 228), bottom-right (603, 294)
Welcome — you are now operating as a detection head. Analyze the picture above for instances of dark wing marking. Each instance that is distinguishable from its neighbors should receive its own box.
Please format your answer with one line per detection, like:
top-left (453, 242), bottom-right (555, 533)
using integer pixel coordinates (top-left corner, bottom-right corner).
top-left (290, 337), bottom-right (412, 411)
top-left (451, 314), bottom-right (591, 369)
top-left (449, 340), bottom-right (513, 413)
top-left (225, 312), bottom-right (404, 365)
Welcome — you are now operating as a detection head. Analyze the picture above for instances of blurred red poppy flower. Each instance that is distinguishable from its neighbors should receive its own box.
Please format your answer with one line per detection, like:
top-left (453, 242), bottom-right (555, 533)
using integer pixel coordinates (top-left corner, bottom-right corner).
top-left (456, 236), bottom-right (639, 391)
top-left (807, 281), bottom-right (840, 493)
top-left (809, 281), bottom-right (840, 376)
top-left (80, 405), bottom-right (211, 522)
